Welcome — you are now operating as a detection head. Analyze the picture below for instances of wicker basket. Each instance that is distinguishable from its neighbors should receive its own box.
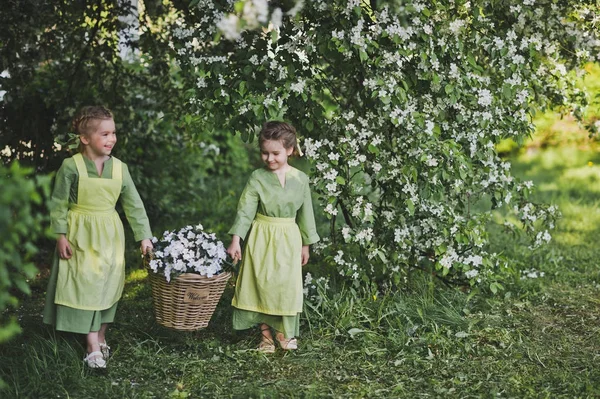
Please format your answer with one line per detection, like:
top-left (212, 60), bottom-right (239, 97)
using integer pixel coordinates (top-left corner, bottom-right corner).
top-left (148, 271), bottom-right (232, 331)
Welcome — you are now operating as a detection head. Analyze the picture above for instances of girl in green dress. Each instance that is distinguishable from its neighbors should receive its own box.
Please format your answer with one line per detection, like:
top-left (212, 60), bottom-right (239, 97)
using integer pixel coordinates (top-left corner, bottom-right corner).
top-left (226, 121), bottom-right (320, 353)
top-left (43, 106), bottom-right (153, 368)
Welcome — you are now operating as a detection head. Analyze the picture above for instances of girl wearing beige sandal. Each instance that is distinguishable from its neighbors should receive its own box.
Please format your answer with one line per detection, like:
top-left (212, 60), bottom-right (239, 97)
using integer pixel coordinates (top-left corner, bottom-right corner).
top-left (43, 106), bottom-right (153, 368)
top-left (226, 121), bottom-right (319, 353)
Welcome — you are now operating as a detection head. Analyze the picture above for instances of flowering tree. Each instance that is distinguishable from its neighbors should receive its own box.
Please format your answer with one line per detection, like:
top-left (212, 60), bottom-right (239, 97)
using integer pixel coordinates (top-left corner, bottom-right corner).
top-left (169, 0), bottom-right (599, 289)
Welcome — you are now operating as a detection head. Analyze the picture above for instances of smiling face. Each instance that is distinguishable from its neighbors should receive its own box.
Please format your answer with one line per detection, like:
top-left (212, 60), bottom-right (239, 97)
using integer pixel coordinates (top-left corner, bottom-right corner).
top-left (260, 139), bottom-right (293, 172)
top-left (80, 118), bottom-right (117, 159)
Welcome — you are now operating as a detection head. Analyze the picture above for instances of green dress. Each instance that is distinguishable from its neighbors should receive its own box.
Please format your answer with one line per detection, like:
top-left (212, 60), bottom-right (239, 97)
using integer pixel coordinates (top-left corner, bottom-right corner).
top-left (229, 167), bottom-right (320, 338)
top-left (43, 154), bottom-right (152, 334)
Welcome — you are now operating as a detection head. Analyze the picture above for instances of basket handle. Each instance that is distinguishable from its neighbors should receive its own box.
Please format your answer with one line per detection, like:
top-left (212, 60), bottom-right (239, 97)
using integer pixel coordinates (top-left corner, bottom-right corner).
top-left (142, 250), bottom-right (155, 269)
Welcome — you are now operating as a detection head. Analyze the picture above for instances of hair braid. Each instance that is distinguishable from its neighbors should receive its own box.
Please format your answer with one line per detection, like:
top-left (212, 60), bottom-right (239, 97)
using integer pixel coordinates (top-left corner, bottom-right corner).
top-left (72, 106), bottom-right (113, 136)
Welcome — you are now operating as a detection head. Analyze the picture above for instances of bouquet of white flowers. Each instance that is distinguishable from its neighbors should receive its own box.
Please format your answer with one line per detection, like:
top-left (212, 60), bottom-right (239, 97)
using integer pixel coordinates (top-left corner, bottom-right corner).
top-left (148, 224), bottom-right (227, 282)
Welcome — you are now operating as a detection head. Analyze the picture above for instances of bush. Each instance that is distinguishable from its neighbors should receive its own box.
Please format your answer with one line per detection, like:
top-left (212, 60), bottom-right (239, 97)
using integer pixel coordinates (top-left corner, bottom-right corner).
top-left (0, 161), bottom-right (51, 344)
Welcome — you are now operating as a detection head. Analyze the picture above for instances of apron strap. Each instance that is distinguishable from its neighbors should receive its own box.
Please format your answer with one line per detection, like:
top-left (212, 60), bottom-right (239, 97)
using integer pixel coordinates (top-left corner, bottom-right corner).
top-left (73, 153), bottom-right (88, 179)
top-left (111, 157), bottom-right (122, 180)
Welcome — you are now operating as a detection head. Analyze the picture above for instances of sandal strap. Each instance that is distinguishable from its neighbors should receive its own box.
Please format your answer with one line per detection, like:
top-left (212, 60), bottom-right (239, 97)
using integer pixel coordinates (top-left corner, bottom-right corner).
top-left (84, 351), bottom-right (104, 360)
top-left (258, 341), bottom-right (275, 353)
top-left (83, 351), bottom-right (107, 368)
top-left (276, 336), bottom-right (298, 350)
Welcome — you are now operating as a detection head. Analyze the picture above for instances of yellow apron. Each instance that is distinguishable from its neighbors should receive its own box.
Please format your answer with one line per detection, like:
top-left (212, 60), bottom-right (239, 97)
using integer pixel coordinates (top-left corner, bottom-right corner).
top-left (232, 214), bottom-right (303, 316)
top-left (54, 153), bottom-right (126, 310)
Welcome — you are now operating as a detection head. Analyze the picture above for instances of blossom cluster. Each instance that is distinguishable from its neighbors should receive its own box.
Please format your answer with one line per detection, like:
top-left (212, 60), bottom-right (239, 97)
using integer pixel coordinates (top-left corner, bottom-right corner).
top-left (148, 224), bottom-right (227, 282)
top-left (169, 0), bottom-right (598, 288)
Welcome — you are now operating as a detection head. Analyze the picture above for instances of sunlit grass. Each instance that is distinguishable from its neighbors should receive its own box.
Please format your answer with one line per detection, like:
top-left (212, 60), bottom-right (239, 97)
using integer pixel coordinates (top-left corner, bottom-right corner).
top-left (126, 268), bottom-right (148, 283)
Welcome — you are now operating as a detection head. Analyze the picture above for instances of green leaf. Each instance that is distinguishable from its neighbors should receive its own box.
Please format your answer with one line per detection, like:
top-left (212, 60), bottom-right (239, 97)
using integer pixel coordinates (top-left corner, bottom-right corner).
top-left (234, 1), bottom-right (244, 13)
top-left (13, 277), bottom-right (31, 296)
top-left (503, 85), bottom-right (512, 100)
top-left (359, 49), bottom-right (368, 62)
top-left (305, 120), bottom-right (314, 132)
top-left (406, 199), bottom-right (415, 215)
top-left (336, 176), bottom-right (346, 185)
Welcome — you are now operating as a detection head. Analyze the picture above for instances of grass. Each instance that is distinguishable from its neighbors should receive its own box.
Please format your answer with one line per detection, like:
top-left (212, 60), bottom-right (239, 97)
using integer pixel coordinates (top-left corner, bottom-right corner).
top-left (2, 144), bottom-right (600, 398)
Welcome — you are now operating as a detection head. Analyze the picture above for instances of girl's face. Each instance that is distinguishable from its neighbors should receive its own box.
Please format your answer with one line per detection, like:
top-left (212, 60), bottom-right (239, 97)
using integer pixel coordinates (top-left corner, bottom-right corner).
top-left (261, 139), bottom-right (293, 172)
top-left (81, 118), bottom-right (117, 159)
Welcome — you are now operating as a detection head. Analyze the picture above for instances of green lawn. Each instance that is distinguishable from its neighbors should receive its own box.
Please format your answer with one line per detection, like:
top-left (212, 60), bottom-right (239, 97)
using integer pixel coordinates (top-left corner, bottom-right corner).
top-left (2, 144), bottom-right (600, 398)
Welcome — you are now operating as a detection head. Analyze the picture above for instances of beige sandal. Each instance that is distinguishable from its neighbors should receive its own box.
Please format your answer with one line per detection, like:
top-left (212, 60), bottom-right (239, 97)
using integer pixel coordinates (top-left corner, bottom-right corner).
top-left (257, 326), bottom-right (275, 353)
top-left (275, 333), bottom-right (298, 350)
top-left (99, 342), bottom-right (110, 360)
top-left (257, 339), bottom-right (276, 353)
top-left (83, 351), bottom-right (106, 369)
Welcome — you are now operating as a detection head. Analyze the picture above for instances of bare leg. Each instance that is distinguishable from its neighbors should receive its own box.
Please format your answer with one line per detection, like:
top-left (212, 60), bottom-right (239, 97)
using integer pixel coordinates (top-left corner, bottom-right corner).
top-left (98, 323), bottom-right (108, 344)
top-left (84, 330), bottom-right (106, 368)
top-left (97, 323), bottom-right (111, 359)
top-left (86, 331), bottom-right (101, 354)
top-left (260, 323), bottom-right (273, 342)
top-left (258, 324), bottom-right (275, 353)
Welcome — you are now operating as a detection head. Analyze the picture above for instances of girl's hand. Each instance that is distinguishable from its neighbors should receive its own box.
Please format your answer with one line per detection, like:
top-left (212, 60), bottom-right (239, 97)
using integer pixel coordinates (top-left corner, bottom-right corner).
top-left (301, 245), bottom-right (310, 266)
top-left (140, 239), bottom-right (153, 255)
top-left (57, 234), bottom-right (73, 260)
top-left (227, 235), bottom-right (242, 264)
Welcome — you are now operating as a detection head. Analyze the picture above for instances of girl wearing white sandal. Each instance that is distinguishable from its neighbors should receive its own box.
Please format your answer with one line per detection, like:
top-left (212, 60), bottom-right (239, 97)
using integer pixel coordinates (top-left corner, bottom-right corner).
top-left (227, 121), bottom-right (319, 353)
top-left (43, 106), bottom-right (153, 368)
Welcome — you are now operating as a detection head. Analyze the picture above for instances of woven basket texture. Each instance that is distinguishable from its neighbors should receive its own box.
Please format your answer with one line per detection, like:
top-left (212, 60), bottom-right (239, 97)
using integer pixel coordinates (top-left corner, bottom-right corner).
top-left (148, 271), bottom-right (231, 331)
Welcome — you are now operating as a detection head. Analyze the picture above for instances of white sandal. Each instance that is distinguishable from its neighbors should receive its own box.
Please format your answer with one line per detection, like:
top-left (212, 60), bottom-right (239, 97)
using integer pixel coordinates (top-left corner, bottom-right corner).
top-left (83, 351), bottom-right (106, 369)
top-left (99, 342), bottom-right (111, 360)
top-left (275, 333), bottom-right (298, 350)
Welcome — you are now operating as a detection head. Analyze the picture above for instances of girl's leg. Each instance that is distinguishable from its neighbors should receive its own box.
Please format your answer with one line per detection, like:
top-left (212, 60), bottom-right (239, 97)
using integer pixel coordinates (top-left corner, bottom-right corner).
top-left (97, 323), bottom-right (111, 359)
top-left (84, 330), bottom-right (106, 368)
top-left (258, 323), bottom-right (275, 353)
top-left (260, 323), bottom-right (273, 342)
top-left (86, 330), bottom-right (101, 354)
top-left (97, 323), bottom-right (108, 344)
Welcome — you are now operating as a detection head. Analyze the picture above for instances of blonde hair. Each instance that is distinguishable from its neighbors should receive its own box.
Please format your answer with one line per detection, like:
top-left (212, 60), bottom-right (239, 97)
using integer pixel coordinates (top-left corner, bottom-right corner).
top-left (259, 121), bottom-right (301, 156)
top-left (72, 106), bottom-right (113, 152)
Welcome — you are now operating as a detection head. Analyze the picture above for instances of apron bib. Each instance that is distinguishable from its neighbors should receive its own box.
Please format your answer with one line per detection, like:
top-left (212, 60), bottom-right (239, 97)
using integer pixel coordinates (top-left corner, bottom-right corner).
top-left (232, 214), bottom-right (303, 315)
top-left (54, 153), bottom-right (126, 310)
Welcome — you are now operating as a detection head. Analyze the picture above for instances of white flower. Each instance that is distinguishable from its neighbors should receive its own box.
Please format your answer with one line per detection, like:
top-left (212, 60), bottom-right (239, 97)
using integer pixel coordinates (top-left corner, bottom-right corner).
top-left (149, 225), bottom-right (226, 281)
top-left (342, 227), bottom-right (352, 241)
top-left (465, 269), bottom-right (479, 279)
top-left (449, 19), bottom-right (465, 35)
top-left (325, 203), bottom-right (338, 216)
top-left (426, 156), bottom-right (438, 167)
top-left (290, 79), bottom-right (306, 94)
top-left (326, 182), bottom-right (338, 193)
top-left (271, 7), bottom-right (283, 28)
top-left (217, 14), bottom-right (241, 41)
top-left (323, 169), bottom-right (338, 180)
top-left (477, 89), bottom-right (492, 107)
top-left (243, 0), bottom-right (269, 29)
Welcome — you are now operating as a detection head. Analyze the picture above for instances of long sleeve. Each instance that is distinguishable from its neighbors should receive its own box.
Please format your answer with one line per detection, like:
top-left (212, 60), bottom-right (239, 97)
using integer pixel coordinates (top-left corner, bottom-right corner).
top-left (296, 177), bottom-right (320, 245)
top-left (119, 163), bottom-right (152, 241)
top-left (228, 173), bottom-right (259, 240)
top-left (48, 159), bottom-right (76, 235)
